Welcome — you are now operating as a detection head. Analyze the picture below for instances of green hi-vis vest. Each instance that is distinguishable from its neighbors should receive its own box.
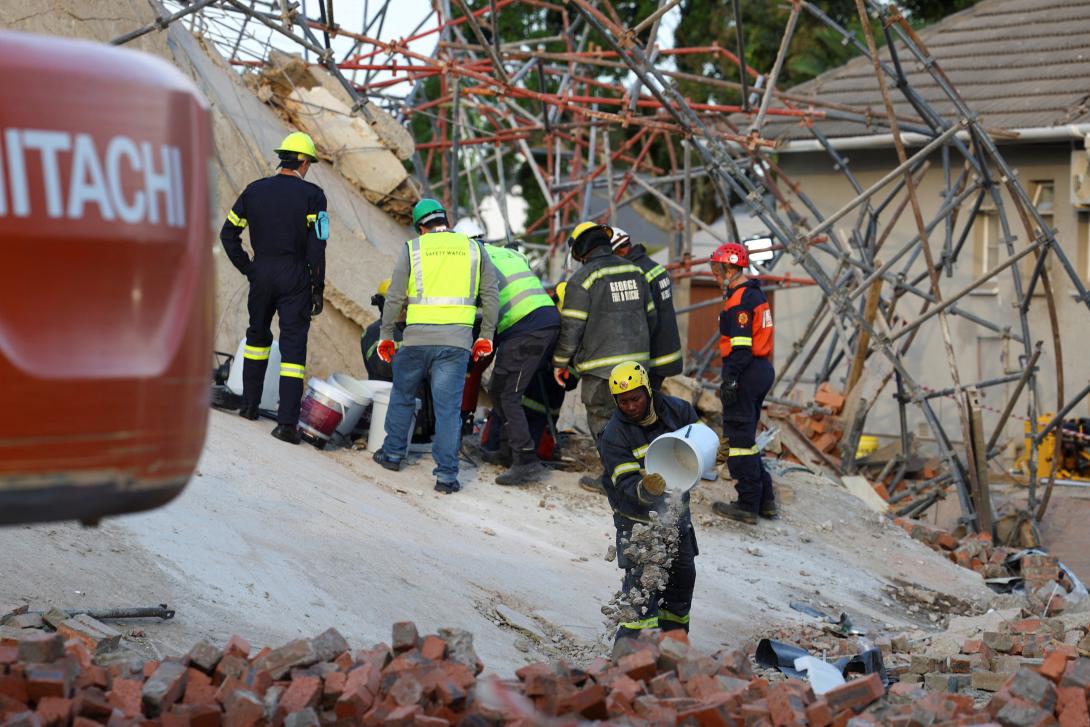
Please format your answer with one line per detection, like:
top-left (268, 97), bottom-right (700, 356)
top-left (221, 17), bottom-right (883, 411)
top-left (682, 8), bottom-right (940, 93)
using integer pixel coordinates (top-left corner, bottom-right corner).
top-left (406, 232), bottom-right (481, 326)
top-left (485, 244), bottom-right (555, 334)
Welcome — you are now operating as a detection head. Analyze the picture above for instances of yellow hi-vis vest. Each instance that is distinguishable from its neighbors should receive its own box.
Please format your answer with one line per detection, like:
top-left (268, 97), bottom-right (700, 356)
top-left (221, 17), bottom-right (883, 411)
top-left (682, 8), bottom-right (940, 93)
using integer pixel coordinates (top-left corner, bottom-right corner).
top-left (484, 244), bottom-right (555, 334)
top-left (405, 231), bottom-right (481, 326)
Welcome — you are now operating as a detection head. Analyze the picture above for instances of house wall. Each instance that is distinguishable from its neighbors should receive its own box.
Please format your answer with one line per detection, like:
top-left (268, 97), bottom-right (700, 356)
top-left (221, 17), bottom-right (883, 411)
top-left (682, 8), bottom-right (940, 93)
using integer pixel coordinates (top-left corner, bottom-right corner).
top-left (773, 141), bottom-right (1088, 457)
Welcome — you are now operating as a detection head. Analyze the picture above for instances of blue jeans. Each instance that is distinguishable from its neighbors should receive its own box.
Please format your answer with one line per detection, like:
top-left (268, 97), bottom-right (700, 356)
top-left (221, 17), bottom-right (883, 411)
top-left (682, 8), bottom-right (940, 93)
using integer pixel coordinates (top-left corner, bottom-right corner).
top-left (384, 345), bottom-right (471, 483)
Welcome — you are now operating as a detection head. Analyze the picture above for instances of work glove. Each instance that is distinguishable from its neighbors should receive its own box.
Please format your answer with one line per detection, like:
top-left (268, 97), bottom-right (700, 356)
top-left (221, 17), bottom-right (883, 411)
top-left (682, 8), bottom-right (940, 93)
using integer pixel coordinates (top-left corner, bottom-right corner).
top-left (716, 437), bottom-right (731, 467)
top-left (472, 338), bottom-right (493, 362)
top-left (641, 471), bottom-right (667, 498)
top-left (554, 367), bottom-right (570, 388)
top-left (721, 378), bottom-right (739, 407)
top-left (377, 340), bottom-right (398, 363)
top-left (310, 289), bottom-right (324, 318)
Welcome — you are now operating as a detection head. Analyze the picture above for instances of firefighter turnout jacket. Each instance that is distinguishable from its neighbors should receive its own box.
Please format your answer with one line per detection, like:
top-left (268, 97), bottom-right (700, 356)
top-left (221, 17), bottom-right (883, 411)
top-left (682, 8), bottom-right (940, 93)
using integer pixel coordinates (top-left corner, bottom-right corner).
top-left (627, 244), bottom-right (683, 377)
top-left (719, 278), bottom-right (773, 380)
top-left (597, 392), bottom-right (699, 529)
top-left (552, 247), bottom-right (657, 377)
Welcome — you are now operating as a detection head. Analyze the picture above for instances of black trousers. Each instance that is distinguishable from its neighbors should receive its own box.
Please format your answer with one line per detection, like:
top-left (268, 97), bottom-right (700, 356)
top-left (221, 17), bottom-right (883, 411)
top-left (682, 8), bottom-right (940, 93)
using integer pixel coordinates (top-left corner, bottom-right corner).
top-left (489, 327), bottom-right (558, 454)
top-left (722, 357), bottom-right (775, 514)
top-left (616, 524), bottom-right (697, 638)
top-left (242, 262), bottom-right (311, 425)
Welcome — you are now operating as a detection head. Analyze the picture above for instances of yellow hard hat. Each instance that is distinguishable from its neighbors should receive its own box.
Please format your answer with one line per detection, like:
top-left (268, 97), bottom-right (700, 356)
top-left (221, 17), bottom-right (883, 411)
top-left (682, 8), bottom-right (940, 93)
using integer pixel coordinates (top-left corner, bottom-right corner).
top-left (275, 131), bottom-right (318, 162)
top-left (609, 361), bottom-right (651, 398)
top-left (567, 221), bottom-right (613, 248)
top-left (555, 281), bottom-right (567, 310)
top-left (377, 278), bottom-right (391, 297)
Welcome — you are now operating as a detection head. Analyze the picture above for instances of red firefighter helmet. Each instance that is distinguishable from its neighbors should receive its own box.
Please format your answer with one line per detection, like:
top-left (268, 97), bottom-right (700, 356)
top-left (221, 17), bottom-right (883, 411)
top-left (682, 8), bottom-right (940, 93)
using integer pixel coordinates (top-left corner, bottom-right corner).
top-left (711, 242), bottom-right (748, 268)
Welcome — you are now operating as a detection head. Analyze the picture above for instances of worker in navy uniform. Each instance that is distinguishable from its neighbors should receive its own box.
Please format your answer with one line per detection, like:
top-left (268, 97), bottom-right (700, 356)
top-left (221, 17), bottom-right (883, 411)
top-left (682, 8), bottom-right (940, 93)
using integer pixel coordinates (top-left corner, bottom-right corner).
top-left (708, 242), bottom-right (776, 524)
top-left (597, 361), bottom-right (699, 641)
top-left (220, 131), bottom-right (328, 444)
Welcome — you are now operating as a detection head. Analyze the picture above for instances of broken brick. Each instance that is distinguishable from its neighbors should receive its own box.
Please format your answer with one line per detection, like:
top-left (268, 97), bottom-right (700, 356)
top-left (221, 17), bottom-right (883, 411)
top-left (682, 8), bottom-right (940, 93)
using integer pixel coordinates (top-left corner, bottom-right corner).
top-left (17, 634), bottom-right (65, 665)
top-left (184, 642), bottom-right (222, 676)
top-left (390, 623), bottom-right (419, 655)
top-left (311, 628), bottom-right (349, 663)
top-left (57, 616), bottom-right (121, 656)
top-left (279, 674), bottom-right (321, 715)
top-left (251, 640), bottom-right (318, 681)
top-left (1040, 652), bottom-right (1071, 683)
top-left (34, 698), bottom-right (71, 727)
top-left (618, 650), bottom-right (656, 682)
top-left (824, 674), bottom-right (884, 713)
top-left (142, 660), bottom-right (188, 716)
top-left (108, 679), bottom-right (143, 719)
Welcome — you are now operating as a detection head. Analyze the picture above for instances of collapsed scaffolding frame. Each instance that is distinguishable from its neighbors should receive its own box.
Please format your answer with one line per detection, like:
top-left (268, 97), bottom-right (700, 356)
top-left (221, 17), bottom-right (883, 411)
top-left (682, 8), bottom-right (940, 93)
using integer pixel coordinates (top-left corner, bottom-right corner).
top-left (122, 0), bottom-right (1090, 533)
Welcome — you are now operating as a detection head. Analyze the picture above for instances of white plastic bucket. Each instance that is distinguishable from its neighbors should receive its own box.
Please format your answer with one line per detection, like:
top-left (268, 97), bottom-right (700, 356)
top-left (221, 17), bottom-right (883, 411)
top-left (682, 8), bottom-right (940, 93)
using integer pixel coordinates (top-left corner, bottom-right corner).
top-left (366, 382), bottom-right (395, 453)
top-left (644, 422), bottom-right (720, 493)
top-left (326, 373), bottom-right (372, 436)
top-left (225, 338), bottom-right (281, 412)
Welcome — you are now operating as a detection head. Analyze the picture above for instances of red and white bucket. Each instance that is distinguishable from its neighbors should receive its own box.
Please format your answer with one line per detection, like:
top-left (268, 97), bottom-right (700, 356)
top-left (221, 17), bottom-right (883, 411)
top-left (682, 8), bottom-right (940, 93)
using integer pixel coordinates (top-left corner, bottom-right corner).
top-left (299, 378), bottom-right (355, 448)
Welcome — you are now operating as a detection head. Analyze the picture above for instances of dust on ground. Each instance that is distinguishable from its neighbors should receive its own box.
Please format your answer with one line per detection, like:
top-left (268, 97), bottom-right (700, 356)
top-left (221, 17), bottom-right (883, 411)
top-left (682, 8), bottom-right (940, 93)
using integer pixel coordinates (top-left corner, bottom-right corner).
top-left (0, 411), bottom-right (994, 672)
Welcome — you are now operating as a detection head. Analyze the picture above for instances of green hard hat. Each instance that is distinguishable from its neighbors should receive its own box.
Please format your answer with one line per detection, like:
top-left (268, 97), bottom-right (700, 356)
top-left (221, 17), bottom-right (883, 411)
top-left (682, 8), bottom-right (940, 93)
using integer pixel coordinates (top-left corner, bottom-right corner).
top-left (412, 198), bottom-right (447, 227)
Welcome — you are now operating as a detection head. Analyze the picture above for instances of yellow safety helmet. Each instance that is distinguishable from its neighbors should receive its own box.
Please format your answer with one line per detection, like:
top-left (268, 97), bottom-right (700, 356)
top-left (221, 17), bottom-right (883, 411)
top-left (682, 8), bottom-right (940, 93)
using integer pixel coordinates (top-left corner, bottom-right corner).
top-left (567, 221), bottom-right (613, 248)
top-left (609, 361), bottom-right (652, 398)
top-left (275, 131), bottom-right (318, 162)
top-left (555, 281), bottom-right (567, 310)
top-left (377, 278), bottom-right (391, 297)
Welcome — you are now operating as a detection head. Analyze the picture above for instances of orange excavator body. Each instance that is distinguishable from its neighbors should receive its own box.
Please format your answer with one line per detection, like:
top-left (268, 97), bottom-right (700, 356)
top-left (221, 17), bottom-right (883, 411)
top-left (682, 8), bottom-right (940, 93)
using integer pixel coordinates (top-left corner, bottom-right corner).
top-left (0, 30), bottom-right (213, 524)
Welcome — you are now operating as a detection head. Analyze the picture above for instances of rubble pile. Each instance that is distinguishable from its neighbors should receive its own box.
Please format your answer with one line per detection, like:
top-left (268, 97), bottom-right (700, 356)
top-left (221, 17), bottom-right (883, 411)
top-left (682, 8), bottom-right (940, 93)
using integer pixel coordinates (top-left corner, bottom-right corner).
top-left (895, 519), bottom-right (1083, 615)
top-left (881, 613), bottom-right (1090, 694)
top-left (7, 607), bottom-right (1090, 725)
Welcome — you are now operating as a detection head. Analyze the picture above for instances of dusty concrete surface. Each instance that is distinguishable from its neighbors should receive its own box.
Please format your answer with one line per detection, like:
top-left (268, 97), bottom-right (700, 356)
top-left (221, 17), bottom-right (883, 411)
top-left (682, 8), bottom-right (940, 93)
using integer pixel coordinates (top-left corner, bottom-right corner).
top-left (0, 411), bottom-right (993, 672)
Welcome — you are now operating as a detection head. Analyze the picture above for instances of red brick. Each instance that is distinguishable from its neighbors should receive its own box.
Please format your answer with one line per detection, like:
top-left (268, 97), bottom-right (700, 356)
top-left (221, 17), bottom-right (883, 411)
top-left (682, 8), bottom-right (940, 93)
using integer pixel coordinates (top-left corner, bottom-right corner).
top-left (333, 652), bottom-right (352, 672)
top-left (108, 680), bottom-right (144, 719)
top-left (1058, 687), bottom-right (1090, 727)
top-left (0, 646), bottom-right (18, 665)
top-left (182, 683), bottom-right (218, 707)
top-left (186, 670), bottom-right (211, 689)
top-left (17, 635), bottom-right (65, 664)
top-left (806, 697), bottom-right (828, 723)
top-left (964, 640), bottom-right (984, 654)
top-left (64, 642), bottom-right (93, 672)
top-left (142, 662), bottom-right (159, 680)
top-left (34, 698), bottom-right (71, 727)
top-left (419, 637), bottom-right (445, 662)
top-left (382, 704), bottom-right (420, 726)
top-left (937, 532), bottom-right (959, 550)
top-left (212, 657), bottom-right (246, 687)
top-left (322, 671), bottom-right (346, 703)
top-left (556, 684), bottom-right (607, 721)
top-left (213, 677), bottom-right (243, 706)
top-left (411, 716), bottom-right (448, 727)
top-left (389, 674), bottom-right (423, 707)
top-left (1041, 652), bottom-right (1072, 683)
top-left (142, 661), bottom-right (188, 716)
top-left (767, 684), bottom-right (806, 727)
top-left (391, 623), bottom-right (419, 654)
top-left (661, 630), bottom-right (691, 646)
top-left (677, 702), bottom-right (731, 727)
top-left (648, 672), bottom-right (687, 700)
top-left (172, 704), bottom-right (221, 727)
top-left (0, 675), bottom-right (28, 704)
top-left (685, 675), bottom-right (722, 701)
top-left (74, 667), bottom-right (108, 692)
top-left (279, 675), bottom-right (321, 715)
top-left (72, 688), bottom-right (112, 721)
top-left (996, 698), bottom-right (1059, 727)
top-left (618, 650), bottom-right (656, 682)
top-left (27, 664), bottom-right (72, 702)
top-left (335, 665), bottom-right (378, 720)
top-left (223, 637), bottom-right (249, 660)
top-left (223, 690), bottom-right (263, 727)
top-left (162, 712), bottom-right (190, 727)
top-left (824, 674), bottom-right (884, 713)
top-left (73, 718), bottom-right (102, 727)
top-left (1009, 668), bottom-right (1058, 711)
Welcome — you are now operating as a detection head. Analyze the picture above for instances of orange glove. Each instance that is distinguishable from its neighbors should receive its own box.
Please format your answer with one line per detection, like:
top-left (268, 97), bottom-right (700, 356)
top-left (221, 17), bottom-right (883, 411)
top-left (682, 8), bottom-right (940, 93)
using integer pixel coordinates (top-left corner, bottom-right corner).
top-left (471, 338), bottom-right (493, 362)
top-left (554, 367), bottom-right (569, 387)
top-left (377, 340), bottom-right (397, 363)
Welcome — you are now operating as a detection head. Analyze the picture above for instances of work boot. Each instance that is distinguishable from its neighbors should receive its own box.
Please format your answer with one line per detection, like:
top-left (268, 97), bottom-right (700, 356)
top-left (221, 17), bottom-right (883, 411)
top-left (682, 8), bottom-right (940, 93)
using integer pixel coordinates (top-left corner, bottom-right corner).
top-left (712, 500), bottom-right (758, 525)
top-left (434, 480), bottom-right (461, 494)
top-left (579, 472), bottom-right (606, 495)
top-left (271, 424), bottom-right (301, 444)
top-left (760, 503), bottom-right (780, 520)
top-left (481, 444), bottom-right (512, 468)
top-left (238, 401), bottom-right (259, 420)
top-left (372, 449), bottom-right (403, 472)
top-left (495, 450), bottom-right (548, 486)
